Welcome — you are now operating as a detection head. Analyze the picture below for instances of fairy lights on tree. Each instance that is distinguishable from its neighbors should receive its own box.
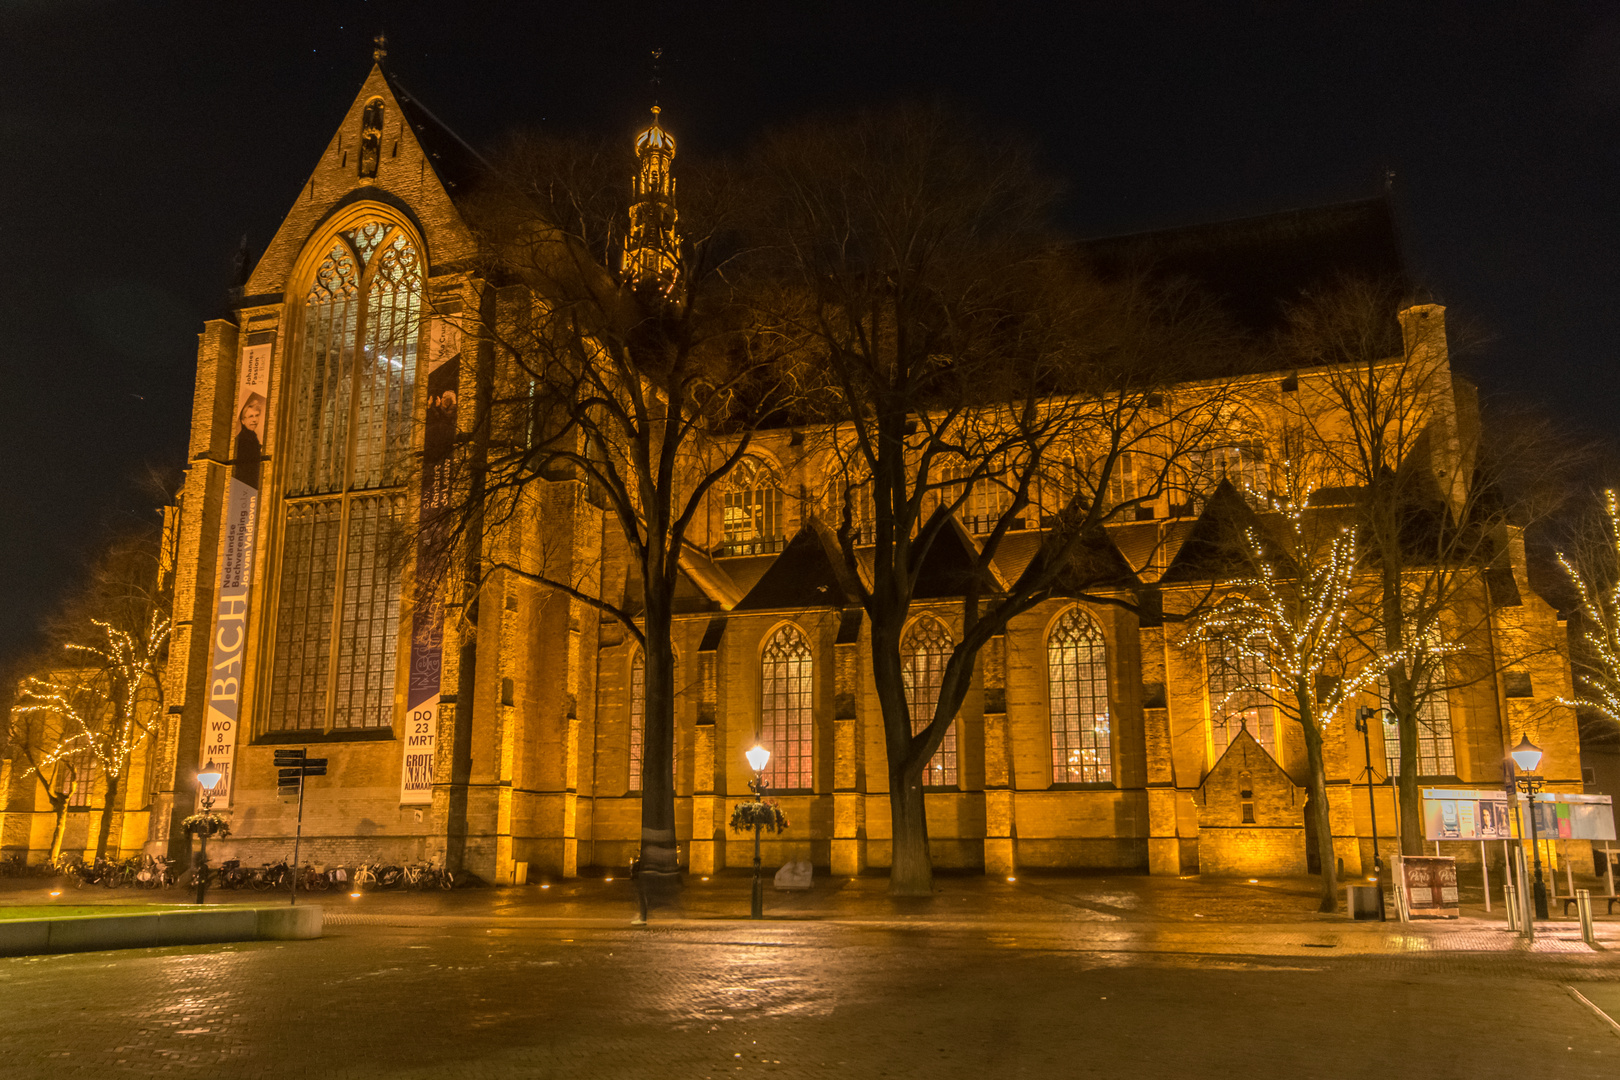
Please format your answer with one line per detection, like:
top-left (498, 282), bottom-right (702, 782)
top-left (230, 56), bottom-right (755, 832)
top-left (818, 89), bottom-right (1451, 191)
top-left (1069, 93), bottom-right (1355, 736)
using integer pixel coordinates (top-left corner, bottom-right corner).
top-left (1186, 463), bottom-right (1397, 913)
top-left (1559, 489), bottom-right (1620, 730)
top-left (16, 611), bottom-right (171, 861)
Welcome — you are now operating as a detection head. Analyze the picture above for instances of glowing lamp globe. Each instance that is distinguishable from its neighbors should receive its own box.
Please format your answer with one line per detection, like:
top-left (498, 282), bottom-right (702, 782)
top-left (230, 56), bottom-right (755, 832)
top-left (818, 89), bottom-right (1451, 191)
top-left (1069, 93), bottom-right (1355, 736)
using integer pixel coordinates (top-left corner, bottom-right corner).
top-left (1509, 735), bottom-right (1543, 775)
top-left (745, 744), bottom-right (771, 773)
top-left (197, 761), bottom-right (224, 791)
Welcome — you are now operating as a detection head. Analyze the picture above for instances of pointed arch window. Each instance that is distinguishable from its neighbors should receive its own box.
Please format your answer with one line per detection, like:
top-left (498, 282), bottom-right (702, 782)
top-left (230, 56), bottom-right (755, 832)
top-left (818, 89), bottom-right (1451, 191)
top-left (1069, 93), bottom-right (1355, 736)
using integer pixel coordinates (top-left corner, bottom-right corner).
top-left (1380, 671), bottom-right (1455, 779)
top-left (903, 616), bottom-right (957, 786)
top-left (720, 455), bottom-right (784, 556)
top-left (1207, 634), bottom-right (1276, 759)
top-left (1048, 608), bottom-right (1112, 784)
top-left (821, 470), bottom-right (876, 545)
top-left (265, 223), bottom-right (421, 734)
top-left (628, 647), bottom-right (646, 792)
top-left (359, 98), bottom-right (384, 179)
top-left (761, 625), bottom-right (813, 790)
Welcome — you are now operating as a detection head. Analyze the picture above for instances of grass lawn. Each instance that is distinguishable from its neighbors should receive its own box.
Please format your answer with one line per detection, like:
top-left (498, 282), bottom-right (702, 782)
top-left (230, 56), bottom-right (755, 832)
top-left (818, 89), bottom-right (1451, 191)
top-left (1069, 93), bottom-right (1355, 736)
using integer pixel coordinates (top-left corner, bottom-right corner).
top-left (0, 905), bottom-right (206, 921)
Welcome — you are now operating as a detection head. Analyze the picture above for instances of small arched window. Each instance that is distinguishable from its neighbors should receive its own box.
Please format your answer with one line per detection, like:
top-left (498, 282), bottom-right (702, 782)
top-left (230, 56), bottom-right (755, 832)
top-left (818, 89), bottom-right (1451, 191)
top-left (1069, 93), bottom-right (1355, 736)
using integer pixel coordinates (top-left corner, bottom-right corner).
top-left (359, 98), bottom-right (384, 178)
top-left (627, 647), bottom-right (678, 793)
top-left (761, 625), bottom-right (813, 790)
top-left (1207, 634), bottom-right (1276, 759)
top-left (720, 455), bottom-right (784, 555)
top-left (902, 616), bottom-right (957, 786)
top-left (1048, 607), bottom-right (1112, 784)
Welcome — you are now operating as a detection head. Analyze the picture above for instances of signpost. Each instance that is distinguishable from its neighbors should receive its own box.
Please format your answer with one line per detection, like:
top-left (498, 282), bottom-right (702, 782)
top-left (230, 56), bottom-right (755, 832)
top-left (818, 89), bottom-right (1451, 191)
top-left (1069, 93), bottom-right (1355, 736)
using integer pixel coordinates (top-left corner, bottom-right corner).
top-left (273, 749), bottom-right (327, 905)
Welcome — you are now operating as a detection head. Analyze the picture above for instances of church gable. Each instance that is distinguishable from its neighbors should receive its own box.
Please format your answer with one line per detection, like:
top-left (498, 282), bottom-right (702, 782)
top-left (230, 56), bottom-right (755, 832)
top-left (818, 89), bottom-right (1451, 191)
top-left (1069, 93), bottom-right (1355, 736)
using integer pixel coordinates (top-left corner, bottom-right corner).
top-left (243, 64), bottom-right (479, 299)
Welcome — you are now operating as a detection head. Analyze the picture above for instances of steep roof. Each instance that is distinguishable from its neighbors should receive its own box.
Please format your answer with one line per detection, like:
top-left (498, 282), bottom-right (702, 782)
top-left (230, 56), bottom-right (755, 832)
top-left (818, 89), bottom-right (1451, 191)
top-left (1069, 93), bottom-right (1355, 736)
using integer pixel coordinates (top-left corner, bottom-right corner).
top-left (1081, 197), bottom-right (1408, 336)
top-left (733, 521), bottom-right (863, 612)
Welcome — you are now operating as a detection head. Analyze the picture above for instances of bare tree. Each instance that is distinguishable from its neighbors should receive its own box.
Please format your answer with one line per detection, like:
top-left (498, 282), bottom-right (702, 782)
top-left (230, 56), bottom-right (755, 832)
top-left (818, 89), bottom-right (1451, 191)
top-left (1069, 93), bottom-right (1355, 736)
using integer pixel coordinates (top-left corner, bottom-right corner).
top-left (434, 129), bottom-right (802, 888)
top-left (751, 104), bottom-right (1242, 894)
top-left (3, 661), bottom-right (76, 862)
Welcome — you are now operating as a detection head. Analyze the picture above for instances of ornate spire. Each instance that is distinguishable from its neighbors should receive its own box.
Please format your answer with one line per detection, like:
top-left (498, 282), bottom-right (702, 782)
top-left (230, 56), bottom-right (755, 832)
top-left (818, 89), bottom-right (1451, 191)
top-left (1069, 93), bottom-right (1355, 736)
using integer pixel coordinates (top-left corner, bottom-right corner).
top-left (373, 33), bottom-right (388, 63)
top-left (622, 105), bottom-right (681, 293)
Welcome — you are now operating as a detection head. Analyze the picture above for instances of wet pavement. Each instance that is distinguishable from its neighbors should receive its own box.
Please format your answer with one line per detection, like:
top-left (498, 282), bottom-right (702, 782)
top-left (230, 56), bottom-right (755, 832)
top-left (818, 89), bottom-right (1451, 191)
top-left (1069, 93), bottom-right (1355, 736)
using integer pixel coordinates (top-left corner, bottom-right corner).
top-left (5, 871), bottom-right (1618, 1077)
top-left (2, 913), bottom-right (1618, 1078)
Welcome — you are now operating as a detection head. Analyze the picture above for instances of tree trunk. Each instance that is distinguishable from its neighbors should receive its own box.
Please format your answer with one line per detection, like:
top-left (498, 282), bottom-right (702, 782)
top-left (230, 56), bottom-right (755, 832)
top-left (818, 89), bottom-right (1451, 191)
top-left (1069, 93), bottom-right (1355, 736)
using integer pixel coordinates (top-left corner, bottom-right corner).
top-left (94, 771), bottom-right (120, 862)
top-left (639, 613), bottom-right (680, 877)
top-left (887, 764), bottom-right (932, 895)
top-left (1387, 665), bottom-right (1423, 855)
top-left (1297, 690), bottom-right (1339, 913)
top-left (47, 794), bottom-right (68, 863)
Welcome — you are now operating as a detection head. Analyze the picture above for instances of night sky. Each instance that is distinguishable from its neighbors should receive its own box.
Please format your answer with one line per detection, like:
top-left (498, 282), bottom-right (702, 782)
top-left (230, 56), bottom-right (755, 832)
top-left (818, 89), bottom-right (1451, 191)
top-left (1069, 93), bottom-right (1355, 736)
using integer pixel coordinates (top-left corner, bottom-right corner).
top-left (2, 1), bottom-right (1617, 663)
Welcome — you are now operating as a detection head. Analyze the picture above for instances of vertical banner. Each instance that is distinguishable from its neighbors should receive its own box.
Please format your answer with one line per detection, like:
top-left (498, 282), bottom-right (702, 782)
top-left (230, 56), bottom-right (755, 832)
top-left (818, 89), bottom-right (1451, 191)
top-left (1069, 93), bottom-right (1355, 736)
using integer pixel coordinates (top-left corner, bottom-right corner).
top-left (400, 318), bottom-right (460, 804)
top-left (202, 338), bottom-right (272, 802)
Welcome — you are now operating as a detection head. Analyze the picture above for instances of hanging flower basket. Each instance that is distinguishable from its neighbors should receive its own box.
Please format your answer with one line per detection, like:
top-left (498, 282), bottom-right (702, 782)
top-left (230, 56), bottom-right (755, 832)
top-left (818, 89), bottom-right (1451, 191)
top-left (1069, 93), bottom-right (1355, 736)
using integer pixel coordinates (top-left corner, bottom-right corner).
top-left (181, 811), bottom-right (231, 839)
top-left (730, 800), bottom-right (789, 834)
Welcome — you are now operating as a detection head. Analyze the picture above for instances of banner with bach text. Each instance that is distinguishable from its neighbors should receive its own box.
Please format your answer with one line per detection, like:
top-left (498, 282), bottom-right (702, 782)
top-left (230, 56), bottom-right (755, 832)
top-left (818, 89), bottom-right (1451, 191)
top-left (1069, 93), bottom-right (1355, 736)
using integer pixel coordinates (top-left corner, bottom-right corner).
top-left (401, 318), bottom-right (459, 803)
top-left (201, 337), bottom-right (272, 803)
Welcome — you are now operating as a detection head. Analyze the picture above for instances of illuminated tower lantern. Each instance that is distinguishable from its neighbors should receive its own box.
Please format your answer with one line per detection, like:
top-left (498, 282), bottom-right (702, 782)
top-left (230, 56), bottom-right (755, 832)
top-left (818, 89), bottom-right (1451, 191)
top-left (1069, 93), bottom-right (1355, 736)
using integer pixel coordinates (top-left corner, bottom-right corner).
top-left (622, 106), bottom-right (681, 292)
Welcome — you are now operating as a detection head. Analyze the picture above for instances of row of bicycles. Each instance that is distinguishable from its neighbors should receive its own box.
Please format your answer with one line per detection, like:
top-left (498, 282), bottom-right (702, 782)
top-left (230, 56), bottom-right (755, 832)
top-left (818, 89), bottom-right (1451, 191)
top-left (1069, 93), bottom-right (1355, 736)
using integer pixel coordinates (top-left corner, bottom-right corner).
top-left (0, 852), bottom-right (482, 892)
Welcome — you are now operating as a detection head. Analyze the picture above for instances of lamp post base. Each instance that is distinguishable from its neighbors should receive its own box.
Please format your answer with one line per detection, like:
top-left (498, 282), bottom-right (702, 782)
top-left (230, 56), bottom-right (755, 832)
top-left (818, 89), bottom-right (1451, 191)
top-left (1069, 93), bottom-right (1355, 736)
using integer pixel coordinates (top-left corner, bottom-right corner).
top-left (751, 822), bottom-right (764, 919)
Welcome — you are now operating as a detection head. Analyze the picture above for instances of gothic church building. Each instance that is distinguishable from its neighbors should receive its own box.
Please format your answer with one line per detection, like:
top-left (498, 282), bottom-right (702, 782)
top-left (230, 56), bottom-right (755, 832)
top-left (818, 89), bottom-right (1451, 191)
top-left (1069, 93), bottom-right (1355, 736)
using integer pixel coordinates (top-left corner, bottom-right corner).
top-left (1, 64), bottom-right (1584, 883)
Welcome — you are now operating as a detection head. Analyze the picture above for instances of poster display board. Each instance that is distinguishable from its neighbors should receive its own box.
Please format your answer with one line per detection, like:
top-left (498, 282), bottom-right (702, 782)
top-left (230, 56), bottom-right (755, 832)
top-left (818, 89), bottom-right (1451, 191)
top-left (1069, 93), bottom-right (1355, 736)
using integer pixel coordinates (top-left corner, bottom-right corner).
top-left (1531, 793), bottom-right (1616, 841)
top-left (1397, 855), bottom-right (1460, 918)
top-left (201, 337), bottom-right (272, 804)
top-left (1421, 788), bottom-right (1513, 840)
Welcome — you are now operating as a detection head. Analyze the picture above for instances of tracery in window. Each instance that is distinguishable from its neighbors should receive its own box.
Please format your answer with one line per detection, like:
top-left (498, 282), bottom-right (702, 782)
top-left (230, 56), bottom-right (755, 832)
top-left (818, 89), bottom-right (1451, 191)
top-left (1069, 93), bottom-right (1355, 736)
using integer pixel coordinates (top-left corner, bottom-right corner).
top-left (1380, 671), bottom-right (1455, 779)
top-left (820, 472), bottom-right (875, 544)
top-left (1207, 635), bottom-right (1276, 759)
top-left (903, 616), bottom-right (957, 786)
top-left (1048, 607), bottom-right (1112, 784)
top-left (938, 458), bottom-right (1012, 535)
top-left (1179, 440), bottom-right (1270, 513)
top-left (761, 625), bottom-right (813, 790)
top-left (267, 222), bottom-right (420, 734)
top-left (720, 455), bottom-right (785, 555)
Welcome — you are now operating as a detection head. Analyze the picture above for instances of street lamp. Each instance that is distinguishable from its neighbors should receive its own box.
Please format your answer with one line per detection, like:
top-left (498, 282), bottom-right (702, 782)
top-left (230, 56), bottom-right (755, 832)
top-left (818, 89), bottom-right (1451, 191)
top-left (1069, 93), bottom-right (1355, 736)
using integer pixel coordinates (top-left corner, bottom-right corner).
top-left (1507, 734), bottom-right (1548, 920)
top-left (746, 742), bottom-right (771, 919)
top-left (1353, 707), bottom-right (1386, 874)
top-left (194, 761), bottom-right (223, 905)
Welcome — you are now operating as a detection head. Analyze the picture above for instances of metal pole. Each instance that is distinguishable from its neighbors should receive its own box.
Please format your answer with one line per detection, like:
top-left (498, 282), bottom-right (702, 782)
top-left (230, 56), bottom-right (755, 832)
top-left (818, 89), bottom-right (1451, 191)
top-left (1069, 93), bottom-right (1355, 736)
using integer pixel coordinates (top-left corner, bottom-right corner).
top-left (1356, 709), bottom-right (1382, 873)
top-left (1607, 844), bottom-right (1616, 897)
top-left (750, 768), bottom-right (765, 919)
top-left (194, 787), bottom-right (213, 906)
top-left (1481, 846), bottom-right (1490, 914)
top-left (290, 772), bottom-right (306, 906)
top-left (1526, 782), bottom-right (1549, 920)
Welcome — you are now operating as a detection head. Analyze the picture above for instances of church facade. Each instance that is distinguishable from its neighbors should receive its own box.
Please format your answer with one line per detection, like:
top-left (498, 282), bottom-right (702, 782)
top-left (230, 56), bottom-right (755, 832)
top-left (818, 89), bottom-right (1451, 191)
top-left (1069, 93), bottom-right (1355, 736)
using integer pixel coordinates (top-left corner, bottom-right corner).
top-left (1, 65), bottom-right (1584, 883)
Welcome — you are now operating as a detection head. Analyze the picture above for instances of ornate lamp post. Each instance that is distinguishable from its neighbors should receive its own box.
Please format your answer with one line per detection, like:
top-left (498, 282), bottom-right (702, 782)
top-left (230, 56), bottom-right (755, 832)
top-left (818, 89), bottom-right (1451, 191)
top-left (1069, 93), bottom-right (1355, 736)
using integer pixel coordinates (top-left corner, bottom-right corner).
top-left (1508, 734), bottom-right (1548, 920)
top-left (193, 761), bottom-right (223, 905)
top-left (745, 743), bottom-right (771, 919)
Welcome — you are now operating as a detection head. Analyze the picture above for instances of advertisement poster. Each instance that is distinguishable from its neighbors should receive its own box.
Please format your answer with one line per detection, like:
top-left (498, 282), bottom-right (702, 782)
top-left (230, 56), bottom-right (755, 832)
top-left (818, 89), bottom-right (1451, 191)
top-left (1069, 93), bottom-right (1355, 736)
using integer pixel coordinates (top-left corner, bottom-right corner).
top-left (1421, 788), bottom-right (1512, 841)
top-left (399, 317), bottom-right (459, 804)
top-left (201, 337), bottom-right (272, 803)
top-left (1399, 855), bottom-right (1460, 918)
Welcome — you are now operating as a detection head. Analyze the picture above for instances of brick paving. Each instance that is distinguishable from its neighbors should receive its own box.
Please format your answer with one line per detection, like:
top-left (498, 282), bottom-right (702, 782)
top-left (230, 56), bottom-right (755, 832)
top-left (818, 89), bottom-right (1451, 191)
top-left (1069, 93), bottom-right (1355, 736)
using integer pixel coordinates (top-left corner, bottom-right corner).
top-left (2, 915), bottom-right (1618, 1079)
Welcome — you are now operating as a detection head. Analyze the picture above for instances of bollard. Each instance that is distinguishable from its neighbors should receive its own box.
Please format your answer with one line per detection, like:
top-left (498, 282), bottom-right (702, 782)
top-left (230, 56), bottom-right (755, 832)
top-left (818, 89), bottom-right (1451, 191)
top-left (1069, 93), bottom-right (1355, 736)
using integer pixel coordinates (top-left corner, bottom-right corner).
top-left (1505, 881), bottom-right (1520, 931)
top-left (1578, 889), bottom-right (1596, 947)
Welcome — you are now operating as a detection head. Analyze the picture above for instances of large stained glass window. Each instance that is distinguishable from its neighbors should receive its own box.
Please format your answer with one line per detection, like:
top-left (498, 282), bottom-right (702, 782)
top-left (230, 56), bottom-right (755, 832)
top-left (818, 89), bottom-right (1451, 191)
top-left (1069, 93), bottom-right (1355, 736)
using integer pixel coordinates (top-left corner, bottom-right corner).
top-left (1049, 607), bottom-right (1112, 784)
top-left (1381, 671), bottom-right (1455, 779)
top-left (720, 456), bottom-right (785, 555)
top-left (1207, 635), bottom-right (1276, 759)
top-left (266, 223), bottom-right (420, 734)
top-left (761, 625), bottom-right (813, 790)
top-left (903, 617), bottom-right (957, 786)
